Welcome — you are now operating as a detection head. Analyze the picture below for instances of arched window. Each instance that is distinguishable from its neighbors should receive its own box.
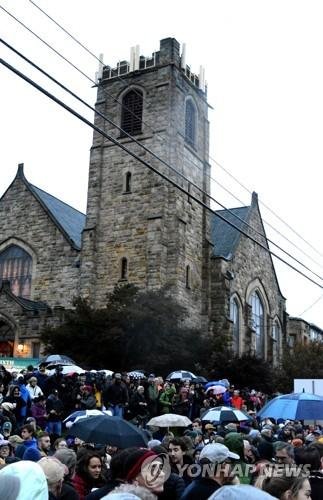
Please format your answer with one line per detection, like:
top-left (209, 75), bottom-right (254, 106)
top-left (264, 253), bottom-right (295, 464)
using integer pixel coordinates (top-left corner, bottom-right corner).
top-left (251, 291), bottom-right (264, 357)
top-left (125, 172), bottom-right (132, 193)
top-left (0, 245), bottom-right (32, 299)
top-left (185, 265), bottom-right (191, 289)
top-left (185, 99), bottom-right (196, 147)
top-left (272, 320), bottom-right (281, 365)
top-left (120, 257), bottom-right (128, 280)
top-left (230, 297), bottom-right (240, 355)
top-left (121, 89), bottom-right (143, 136)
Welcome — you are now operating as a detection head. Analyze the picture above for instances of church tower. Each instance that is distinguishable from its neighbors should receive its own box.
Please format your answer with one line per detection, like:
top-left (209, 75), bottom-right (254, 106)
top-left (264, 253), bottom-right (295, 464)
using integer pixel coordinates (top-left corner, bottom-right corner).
top-left (80, 38), bottom-right (211, 330)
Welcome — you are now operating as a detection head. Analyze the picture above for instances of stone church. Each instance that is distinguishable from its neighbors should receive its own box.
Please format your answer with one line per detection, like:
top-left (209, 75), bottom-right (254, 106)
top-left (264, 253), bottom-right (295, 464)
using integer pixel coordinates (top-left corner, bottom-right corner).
top-left (0, 38), bottom-right (286, 363)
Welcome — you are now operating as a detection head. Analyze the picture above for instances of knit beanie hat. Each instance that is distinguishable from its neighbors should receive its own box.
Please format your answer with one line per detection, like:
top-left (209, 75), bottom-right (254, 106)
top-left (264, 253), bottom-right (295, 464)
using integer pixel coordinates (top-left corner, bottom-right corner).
top-left (23, 447), bottom-right (42, 462)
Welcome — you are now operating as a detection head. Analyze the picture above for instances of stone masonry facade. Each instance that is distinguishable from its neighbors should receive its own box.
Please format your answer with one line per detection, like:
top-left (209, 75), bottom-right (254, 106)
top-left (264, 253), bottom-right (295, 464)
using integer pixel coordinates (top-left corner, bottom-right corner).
top-left (0, 38), bottom-right (295, 361)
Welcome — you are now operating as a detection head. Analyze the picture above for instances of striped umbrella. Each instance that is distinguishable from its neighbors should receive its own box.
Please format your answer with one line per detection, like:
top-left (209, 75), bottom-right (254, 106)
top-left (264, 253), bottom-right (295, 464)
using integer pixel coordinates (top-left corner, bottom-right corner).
top-left (202, 406), bottom-right (252, 423)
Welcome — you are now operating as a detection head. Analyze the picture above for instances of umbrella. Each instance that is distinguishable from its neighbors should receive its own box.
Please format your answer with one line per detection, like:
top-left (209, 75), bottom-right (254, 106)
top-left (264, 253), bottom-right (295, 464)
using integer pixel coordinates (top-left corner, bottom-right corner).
top-left (166, 371), bottom-right (196, 381)
top-left (70, 415), bottom-right (148, 447)
top-left (202, 406), bottom-right (252, 423)
top-left (191, 376), bottom-right (208, 384)
top-left (41, 354), bottom-right (75, 365)
top-left (147, 413), bottom-right (192, 427)
top-left (128, 371), bottom-right (147, 379)
top-left (206, 385), bottom-right (227, 395)
top-left (46, 364), bottom-right (85, 375)
top-left (64, 409), bottom-right (112, 425)
top-left (257, 392), bottom-right (323, 421)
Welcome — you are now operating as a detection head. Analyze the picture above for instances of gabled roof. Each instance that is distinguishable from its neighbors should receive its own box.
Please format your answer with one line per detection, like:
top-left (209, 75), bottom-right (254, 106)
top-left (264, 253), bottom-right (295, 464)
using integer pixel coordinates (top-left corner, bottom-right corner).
top-left (29, 184), bottom-right (85, 249)
top-left (211, 206), bottom-right (251, 259)
top-left (14, 164), bottom-right (85, 250)
top-left (0, 282), bottom-right (50, 312)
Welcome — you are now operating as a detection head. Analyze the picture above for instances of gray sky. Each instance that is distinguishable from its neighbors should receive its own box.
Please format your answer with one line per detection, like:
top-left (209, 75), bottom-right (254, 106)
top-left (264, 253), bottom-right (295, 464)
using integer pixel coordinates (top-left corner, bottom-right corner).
top-left (1, 0), bottom-right (322, 326)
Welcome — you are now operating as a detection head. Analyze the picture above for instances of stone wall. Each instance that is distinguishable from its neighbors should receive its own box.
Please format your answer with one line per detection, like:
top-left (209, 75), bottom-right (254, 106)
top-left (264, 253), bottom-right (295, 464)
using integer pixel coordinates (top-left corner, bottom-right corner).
top-left (81, 38), bottom-right (211, 330)
top-left (210, 196), bottom-right (286, 361)
top-left (0, 173), bottom-right (80, 308)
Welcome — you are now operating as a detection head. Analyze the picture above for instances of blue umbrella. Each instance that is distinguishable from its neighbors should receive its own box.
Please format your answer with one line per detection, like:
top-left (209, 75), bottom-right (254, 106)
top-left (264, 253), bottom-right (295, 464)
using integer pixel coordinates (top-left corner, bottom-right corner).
top-left (257, 392), bottom-right (323, 421)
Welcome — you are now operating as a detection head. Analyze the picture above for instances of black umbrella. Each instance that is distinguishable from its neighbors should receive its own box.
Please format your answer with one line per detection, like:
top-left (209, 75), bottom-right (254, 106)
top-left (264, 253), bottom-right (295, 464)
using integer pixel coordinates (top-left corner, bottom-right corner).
top-left (70, 415), bottom-right (148, 448)
top-left (41, 354), bottom-right (75, 365)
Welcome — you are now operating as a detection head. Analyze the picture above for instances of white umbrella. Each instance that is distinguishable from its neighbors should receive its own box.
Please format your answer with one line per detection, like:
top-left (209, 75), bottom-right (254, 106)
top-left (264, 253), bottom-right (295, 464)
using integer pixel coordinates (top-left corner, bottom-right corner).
top-left (47, 364), bottom-right (85, 375)
top-left (206, 385), bottom-right (227, 395)
top-left (147, 413), bottom-right (192, 427)
top-left (166, 370), bottom-right (196, 381)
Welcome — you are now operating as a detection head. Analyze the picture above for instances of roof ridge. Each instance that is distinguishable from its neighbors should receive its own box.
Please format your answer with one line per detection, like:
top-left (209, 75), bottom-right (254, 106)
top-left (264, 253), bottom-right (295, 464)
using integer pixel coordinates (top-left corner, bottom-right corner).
top-left (215, 204), bottom-right (250, 213)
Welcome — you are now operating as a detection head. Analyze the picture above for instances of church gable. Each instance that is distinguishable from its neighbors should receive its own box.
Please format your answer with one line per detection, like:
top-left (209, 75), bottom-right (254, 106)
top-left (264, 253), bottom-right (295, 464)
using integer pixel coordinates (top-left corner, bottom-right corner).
top-left (0, 164), bottom-right (82, 308)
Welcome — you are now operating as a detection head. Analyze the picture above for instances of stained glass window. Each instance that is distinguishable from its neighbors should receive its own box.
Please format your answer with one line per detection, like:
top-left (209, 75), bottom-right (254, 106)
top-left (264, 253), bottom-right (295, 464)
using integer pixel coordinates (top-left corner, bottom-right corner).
top-left (0, 245), bottom-right (32, 298)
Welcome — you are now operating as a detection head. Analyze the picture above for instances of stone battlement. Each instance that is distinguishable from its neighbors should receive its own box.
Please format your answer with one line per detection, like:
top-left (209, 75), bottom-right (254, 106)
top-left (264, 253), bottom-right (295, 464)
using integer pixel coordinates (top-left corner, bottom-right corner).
top-left (98, 38), bottom-right (206, 93)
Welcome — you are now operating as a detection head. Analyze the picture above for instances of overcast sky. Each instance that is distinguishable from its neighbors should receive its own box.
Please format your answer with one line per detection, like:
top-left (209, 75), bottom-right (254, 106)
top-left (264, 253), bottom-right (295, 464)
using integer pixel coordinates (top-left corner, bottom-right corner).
top-left (1, 0), bottom-right (322, 326)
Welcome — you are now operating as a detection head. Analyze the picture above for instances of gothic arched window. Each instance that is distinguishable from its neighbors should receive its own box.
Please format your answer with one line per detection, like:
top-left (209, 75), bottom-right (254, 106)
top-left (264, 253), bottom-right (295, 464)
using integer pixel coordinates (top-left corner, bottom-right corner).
top-left (251, 291), bottom-right (265, 357)
top-left (0, 245), bottom-right (32, 299)
top-left (230, 297), bottom-right (240, 355)
top-left (121, 89), bottom-right (143, 136)
top-left (120, 257), bottom-right (128, 280)
top-left (185, 99), bottom-right (196, 147)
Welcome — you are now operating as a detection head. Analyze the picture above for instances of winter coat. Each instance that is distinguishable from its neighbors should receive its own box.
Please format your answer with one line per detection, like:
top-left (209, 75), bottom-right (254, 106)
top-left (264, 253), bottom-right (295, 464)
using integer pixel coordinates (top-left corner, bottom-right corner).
top-left (309, 470), bottom-right (323, 500)
top-left (180, 477), bottom-right (221, 500)
top-left (224, 432), bottom-right (251, 484)
top-left (102, 381), bottom-right (128, 407)
top-left (159, 387), bottom-right (176, 413)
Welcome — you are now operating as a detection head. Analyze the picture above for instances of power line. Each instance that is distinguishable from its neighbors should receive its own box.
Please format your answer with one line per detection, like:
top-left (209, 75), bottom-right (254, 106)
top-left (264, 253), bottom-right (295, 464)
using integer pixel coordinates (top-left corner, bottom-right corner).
top-left (3, 2), bottom-right (323, 270)
top-left (298, 294), bottom-right (323, 317)
top-left (0, 4), bottom-right (163, 146)
top-left (25, 0), bottom-right (323, 265)
top-left (1, 56), bottom-right (323, 292)
top-left (2, 37), bottom-right (323, 283)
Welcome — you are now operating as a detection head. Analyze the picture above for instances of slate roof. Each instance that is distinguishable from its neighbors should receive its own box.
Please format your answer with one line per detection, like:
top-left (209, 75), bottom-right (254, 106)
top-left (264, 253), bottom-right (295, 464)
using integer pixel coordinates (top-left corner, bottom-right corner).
top-left (211, 206), bottom-right (251, 259)
top-left (29, 184), bottom-right (86, 250)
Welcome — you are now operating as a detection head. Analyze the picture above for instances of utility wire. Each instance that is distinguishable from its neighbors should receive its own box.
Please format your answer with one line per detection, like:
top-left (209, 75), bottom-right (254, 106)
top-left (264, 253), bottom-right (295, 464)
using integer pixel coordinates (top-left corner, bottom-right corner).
top-left (1, 56), bottom-right (323, 292)
top-left (298, 294), bottom-right (323, 317)
top-left (3, 2), bottom-right (323, 271)
top-left (0, 4), bottom-right (164, 146)
top-left (211, 157), bottom-right (323, 260)
top-left (25, 0), bottom-right (323, 265)
top-left (2, 37), bottom-right (323, 283)
top-left (194, 152), bottom-right (323, 271)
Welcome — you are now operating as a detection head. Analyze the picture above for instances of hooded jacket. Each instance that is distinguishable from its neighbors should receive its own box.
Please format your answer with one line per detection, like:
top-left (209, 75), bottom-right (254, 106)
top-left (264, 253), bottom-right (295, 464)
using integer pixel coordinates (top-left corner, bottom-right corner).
top-left (0, 460), bottom-right (48, 499)
top-left (224, 432), bottom-right (250, 484)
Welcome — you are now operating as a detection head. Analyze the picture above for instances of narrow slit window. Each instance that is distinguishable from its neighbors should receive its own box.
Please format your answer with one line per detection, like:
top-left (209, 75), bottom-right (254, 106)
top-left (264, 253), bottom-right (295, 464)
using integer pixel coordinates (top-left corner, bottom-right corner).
top-left (125, 172), bottom-right (132, 193)
top-left (121, 258), bottom-right (128, 280)
top-left (185, 265), bottom-right (191, 289)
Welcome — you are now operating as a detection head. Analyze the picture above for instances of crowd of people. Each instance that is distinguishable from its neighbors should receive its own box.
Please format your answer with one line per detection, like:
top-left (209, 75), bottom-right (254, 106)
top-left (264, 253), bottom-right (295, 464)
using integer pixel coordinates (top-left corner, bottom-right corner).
top-left (0, 363), bottom-right (321, 499)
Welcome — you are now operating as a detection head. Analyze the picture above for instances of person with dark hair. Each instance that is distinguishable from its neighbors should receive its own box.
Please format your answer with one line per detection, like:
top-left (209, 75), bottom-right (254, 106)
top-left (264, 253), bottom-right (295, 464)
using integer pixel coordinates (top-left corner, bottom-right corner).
top-left (15, 423), bottom-right (37, 459)
top-left (31, 395), bottom-right (48, 430)
top-left (151, 444), bottom-right (185, 500)
top-left (35, 363), bottom-right (49, 392)
top-left (3, 385), bottom-right (27, 427)
top-left (168, 438), bottom-right (193, 485)
top-left (295, 446), bottom-right (323, 500)
top-left (72, 451), bottom-right (104, 499)
top-left (85, 448), bottom-right (135, 500)
top-left (261, 470), bottom-right (311, 500)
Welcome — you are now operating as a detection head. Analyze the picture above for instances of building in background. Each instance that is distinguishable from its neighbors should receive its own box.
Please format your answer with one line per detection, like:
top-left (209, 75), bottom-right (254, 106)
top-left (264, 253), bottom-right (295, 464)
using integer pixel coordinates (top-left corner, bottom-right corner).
top-left (0, 38), bottom-right (296, 362)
